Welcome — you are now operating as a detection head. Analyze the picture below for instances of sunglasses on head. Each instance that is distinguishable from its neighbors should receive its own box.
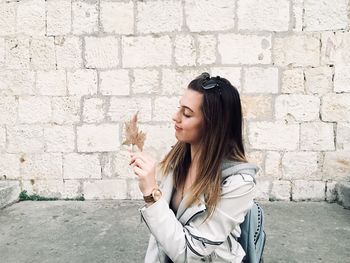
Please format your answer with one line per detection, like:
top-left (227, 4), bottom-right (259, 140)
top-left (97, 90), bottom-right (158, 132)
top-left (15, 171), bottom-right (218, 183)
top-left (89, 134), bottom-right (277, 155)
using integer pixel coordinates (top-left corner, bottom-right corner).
top-left (196, 72), bottom-right (222, 93)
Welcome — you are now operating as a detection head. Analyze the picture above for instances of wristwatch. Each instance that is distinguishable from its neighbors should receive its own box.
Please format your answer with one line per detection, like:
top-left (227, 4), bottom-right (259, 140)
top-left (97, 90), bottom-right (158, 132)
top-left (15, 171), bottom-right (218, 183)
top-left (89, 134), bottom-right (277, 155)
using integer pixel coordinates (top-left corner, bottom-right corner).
top-left (143, 187), bottom-right (162, 203)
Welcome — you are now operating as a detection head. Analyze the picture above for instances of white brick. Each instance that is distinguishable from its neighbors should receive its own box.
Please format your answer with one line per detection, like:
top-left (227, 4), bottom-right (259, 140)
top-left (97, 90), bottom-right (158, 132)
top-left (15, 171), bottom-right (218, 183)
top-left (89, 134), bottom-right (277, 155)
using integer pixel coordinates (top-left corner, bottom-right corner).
top-left (108, 97), bottom-right (152, 122)
top-left (273, 34), bottom-right (320, 67)
top-left (122, 36), bottom-right (172, 68)
top-left (0, 154), bottom-right (20, 180)
top-left (333, 32), bottom-right (350, 65)
top-left (326, 181), bottom-right (337, 202)
top-left (248, 122), bottom-right (299, 150)
top-left (321, 31), bottom-right (350, 65)
top-left (20, 153), bottom-right (62, 180)
top-left (321, 32), bottom-right (336, 65)
top-left (292, 180), bottom-right (325, 201)
top-left (321, 93), bottom-right (350, 122)
top-left (83, 179), bottom-right (127, 199)
top-left (219, 34), bottom-right (271, 64)
top-left (17, 0), bottom-right (45, 36)
top-left (300, 122), bottom-right (335, 151)
top-left (138, 123), bottom-right (177, 160)
top-left (161, 68), bottom-right (206, 96)
top-left (243, 67), bottom-right (278, 93)
top-left (52, 97), bottom-right (80, 125)
top-left (63, 153), bottom-right (101, 179)
top-left (101, 1), bottom-right (134, 34)
top-left (0, 70), bottom-right (35, 96)
top-left (304, 0), bottom-right (348, 31)
top-left (254, 178), bottom-right (271, 201)
top-left (198, 35), bottom-right (217, 65)
top-left (153, 97), bottom-right (179, 122)
top-left (67, 69), bottom-right (98, 96)
top-left (55, 36), bottom-right (83, 69)
top-left (83, 97), bottom-right (105, 123)
top-left (0, 126), bottom-right (4, 150)
top-left (174, 35), bottom-right (196, 67)
top-left (18, 97), bottom-right (51, 124)
top-left (137, 0), bottom-right (182, 33)
top-left (100, 70), bottom-right (130, 96)
top-left (323, 151), bottom-right (350, 181)
top-left (237, 0), bottom-right (289, 31)
top-left (265, 151), bottom-right (281, 178)
top-left (0, 38), bottom-right (4, 66)
top-left (72, 0), bottom-right (98, 34)
top-left (247, 151), bottom-right (265, 176)
top-left (84, 36), bottom-right (119, 68)
top-left (44, 125), bottom-right (75, 153)
top-left (210, 67), bottom-right (241, 91)
top-left (334, 65), bottom-right (350, 92)
top-left (270, 180), bottom-right (291, 201)
top-left (275, 95), bottom-right (320, 122)
top-left (47, 0), bottom-right (71, 35)
top-left (0, 96), bottom-right (17, 125)
top-left (0, 2), bottom-right (16, 35)
top-left (77, 124), bottom-right (120, 152)
top-left (5, 37), bottom-right (30, 69)
top-left (132, 69), bottom-right (160, 94)
top-left (292, 0), bottom-right (303, 31)
top-left (305, 66), bottom-right (333, 94)
top-left (241, 95), bottom-right (273, 120)
top-left (337, 122), bottom-right (350, 150)
top-left (185, 0), bottom-right (235, 32)
top-left (127, 179), bottom-right (143, 199)
top-left (30, 37), bottom-right (56, 70)
top-left (100, 150), bottom-right (134, 179)
top-left (282, 152), bottom-right (319, 180)
top-left (37, 70), bottom-right (66, 96)
top-left (7, 125), bottom-right (44, 153)
top-left (22, 179), bottom-right (81, 199)
top-left (281, 68), bottom-right (304, 94)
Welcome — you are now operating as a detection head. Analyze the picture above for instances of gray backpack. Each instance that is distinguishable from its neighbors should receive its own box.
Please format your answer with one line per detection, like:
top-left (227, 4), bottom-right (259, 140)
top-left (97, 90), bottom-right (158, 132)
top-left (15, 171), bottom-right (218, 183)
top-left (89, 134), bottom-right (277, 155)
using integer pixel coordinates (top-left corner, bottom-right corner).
top-left (221, 162), bottom-right (266, 263)
top-left (238, 202), bottom-right (266, 263)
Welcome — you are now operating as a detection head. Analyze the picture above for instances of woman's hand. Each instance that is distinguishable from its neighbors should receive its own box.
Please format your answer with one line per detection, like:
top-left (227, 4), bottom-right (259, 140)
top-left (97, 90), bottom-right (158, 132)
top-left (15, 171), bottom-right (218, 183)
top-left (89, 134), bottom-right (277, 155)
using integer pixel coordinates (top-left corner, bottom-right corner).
top-left (129, 151), bottom-right (158, 196)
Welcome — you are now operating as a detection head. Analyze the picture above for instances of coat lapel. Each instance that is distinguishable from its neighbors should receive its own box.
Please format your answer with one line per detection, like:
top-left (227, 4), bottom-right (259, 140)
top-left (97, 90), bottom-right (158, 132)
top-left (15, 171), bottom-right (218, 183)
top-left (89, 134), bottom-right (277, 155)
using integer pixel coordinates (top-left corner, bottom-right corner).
top-left (159, 172), bottom-right (174, 205)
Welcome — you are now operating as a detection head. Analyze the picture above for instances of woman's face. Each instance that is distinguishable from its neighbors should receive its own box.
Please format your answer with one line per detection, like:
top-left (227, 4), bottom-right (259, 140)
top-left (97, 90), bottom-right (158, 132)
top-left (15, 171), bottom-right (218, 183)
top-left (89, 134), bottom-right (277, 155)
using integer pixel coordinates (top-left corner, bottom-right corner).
top-left (172, 89), bottom-right (204, 145)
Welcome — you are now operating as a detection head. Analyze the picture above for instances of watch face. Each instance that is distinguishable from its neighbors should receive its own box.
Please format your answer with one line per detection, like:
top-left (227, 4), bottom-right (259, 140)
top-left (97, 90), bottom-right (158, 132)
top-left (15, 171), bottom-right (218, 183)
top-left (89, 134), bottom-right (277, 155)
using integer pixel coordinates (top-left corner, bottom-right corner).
top-left (152, 189), bottom-right (162, 201)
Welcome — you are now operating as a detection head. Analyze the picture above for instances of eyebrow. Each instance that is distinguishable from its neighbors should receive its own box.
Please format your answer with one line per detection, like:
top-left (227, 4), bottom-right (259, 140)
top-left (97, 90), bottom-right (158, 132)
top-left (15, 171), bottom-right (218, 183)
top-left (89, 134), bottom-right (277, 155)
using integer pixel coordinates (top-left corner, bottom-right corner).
top-left (179, 100), bottom-right (194, 113)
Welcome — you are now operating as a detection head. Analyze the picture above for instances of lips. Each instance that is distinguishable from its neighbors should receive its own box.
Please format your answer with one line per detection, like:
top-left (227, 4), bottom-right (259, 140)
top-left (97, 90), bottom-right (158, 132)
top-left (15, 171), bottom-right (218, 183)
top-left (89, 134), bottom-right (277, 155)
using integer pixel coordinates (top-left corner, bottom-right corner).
top-left (175, 125), bottom-right (182, 131)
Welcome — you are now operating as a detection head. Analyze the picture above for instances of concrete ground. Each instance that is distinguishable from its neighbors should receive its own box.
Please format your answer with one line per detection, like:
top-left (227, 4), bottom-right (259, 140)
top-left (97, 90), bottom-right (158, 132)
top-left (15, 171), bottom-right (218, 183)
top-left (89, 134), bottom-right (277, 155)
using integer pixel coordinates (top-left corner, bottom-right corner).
top-left (0, 200), bottom-right (349, 263)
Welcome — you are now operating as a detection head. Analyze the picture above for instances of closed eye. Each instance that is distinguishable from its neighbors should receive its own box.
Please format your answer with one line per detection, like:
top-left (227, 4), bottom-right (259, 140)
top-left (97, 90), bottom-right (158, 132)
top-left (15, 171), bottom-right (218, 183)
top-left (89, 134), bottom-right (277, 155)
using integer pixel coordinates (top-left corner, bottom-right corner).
top-left (177, 106), bottom-right (191, 118)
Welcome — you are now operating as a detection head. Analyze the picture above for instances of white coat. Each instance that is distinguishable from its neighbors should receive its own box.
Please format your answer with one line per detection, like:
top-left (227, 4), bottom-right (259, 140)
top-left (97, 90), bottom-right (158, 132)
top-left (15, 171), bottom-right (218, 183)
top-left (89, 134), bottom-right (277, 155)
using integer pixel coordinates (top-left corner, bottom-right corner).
top-left (140, 160), bottom-right (259, 263)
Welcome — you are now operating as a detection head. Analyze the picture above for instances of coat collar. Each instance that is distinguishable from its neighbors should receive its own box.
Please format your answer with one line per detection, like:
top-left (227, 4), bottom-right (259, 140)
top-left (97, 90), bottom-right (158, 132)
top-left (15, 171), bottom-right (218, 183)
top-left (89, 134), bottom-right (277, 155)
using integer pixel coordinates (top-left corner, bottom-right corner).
top-left (158, 159), bottom-right (258, 225)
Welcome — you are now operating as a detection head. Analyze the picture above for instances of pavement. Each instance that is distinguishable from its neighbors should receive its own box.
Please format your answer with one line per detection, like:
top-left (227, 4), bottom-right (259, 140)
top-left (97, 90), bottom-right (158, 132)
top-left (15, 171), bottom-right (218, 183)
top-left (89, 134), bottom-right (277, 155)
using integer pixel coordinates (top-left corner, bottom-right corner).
top-left (0, 200), bottom-right (349, 263)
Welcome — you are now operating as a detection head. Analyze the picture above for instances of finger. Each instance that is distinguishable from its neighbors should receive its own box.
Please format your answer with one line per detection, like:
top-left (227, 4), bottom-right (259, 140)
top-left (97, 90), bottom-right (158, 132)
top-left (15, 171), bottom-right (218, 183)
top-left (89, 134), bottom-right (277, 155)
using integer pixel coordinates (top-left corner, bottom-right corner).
top-left (129, 152), bottom-right (145, 164)
top-left (133, 165), bottom-right (145, 177)
top-left (130, 152), bottom-right (148, 163)
top-left (134, 158), bottom-right (146, 169)
top-left (135, 151), bottom-right (154, 164)
top-left (129, 155), bottom-right (138, 165)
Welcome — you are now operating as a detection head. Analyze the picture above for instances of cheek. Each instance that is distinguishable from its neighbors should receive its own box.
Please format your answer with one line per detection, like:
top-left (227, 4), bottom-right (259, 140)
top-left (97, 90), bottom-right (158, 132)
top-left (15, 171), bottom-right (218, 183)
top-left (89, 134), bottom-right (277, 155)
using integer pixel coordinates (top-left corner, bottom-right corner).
top-left (185, 119), bottom-right (203, 135)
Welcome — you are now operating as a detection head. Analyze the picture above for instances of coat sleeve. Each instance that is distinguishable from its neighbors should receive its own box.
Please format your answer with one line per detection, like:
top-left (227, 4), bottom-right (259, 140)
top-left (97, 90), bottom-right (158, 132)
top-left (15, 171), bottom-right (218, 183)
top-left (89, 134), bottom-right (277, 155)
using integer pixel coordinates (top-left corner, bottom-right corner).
top-left (139, 173), bottom-right (255, 262)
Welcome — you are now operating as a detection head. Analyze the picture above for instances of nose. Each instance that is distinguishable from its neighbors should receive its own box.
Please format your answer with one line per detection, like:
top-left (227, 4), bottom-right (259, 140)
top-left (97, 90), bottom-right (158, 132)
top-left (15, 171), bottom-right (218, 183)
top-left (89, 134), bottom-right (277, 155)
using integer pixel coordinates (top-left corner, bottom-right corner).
top-left (172, 108), bottom-right (181, 123)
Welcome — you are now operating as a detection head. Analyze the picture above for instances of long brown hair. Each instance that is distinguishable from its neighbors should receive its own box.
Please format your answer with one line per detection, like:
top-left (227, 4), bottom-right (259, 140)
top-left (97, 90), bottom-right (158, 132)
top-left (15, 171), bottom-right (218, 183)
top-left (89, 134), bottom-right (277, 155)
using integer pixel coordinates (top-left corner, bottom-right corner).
top-left (159, 73), bottom-right (247, 218)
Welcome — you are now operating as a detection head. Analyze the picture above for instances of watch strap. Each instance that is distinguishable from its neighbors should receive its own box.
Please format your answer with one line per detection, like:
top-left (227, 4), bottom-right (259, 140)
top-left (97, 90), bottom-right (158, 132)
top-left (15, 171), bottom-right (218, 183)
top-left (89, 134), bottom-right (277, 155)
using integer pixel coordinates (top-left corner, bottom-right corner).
top-left (143, 193), bottom-right (154, 203)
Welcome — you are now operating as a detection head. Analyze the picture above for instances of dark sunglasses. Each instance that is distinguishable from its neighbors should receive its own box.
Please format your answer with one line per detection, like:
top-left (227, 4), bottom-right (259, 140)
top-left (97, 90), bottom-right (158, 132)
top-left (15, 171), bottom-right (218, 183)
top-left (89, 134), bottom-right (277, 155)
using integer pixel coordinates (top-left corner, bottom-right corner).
top-left (196, 72), bottom-right (222, 93)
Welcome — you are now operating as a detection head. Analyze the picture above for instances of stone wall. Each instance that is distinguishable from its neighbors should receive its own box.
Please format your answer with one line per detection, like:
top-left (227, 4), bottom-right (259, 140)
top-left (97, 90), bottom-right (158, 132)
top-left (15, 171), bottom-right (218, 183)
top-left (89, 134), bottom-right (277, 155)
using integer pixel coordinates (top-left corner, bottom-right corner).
top-left (0, 0), bottom-right (349, 201)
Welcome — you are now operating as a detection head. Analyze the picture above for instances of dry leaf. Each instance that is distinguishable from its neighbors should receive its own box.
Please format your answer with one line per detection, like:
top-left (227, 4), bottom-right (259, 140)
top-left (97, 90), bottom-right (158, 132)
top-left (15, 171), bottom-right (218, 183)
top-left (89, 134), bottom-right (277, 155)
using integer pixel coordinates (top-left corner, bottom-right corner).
top-left (122, 111), bottom-right (146, 151)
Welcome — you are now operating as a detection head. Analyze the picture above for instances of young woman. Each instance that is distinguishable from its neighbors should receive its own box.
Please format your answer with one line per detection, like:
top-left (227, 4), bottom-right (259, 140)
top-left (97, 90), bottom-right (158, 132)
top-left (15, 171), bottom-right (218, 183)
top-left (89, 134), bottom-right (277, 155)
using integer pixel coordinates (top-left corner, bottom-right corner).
top-left (129, 72), bottom-right (259, 262)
